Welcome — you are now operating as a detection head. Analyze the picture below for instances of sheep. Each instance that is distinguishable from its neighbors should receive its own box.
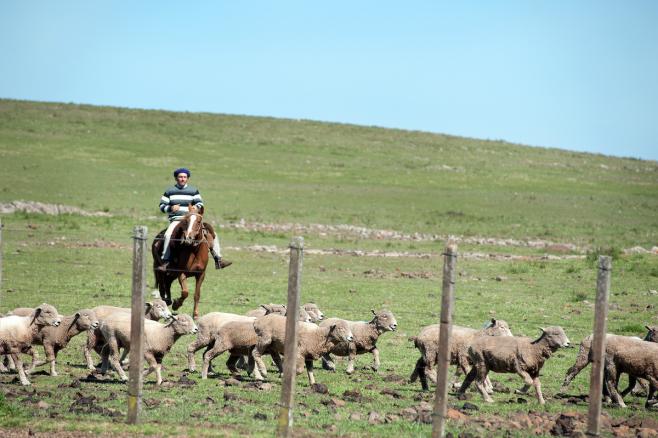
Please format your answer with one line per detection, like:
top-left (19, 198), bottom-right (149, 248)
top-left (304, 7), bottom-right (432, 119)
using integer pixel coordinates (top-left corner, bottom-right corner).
top-left (246, 304), bottom-right (313, 323)
top-left (560, 327), bottom-right (658, 393)
top-left (458, 326), bottom-right (571, 404)
top-left (199, 319), bottom-right (265, 379)
top-left (603, 338), bottom-right (658, 408)
top-left (251, 314), bottom-right (353, 385)
top-left (409, 318), bottom-right (513, 391)
top-left (302, 303), bottom-right (325, 323)
top-left (320, 309), bottom-right (397, 374)
top-left (25, 309), bottom-right (99, 376)
top-left (85, 299), bottom-right (172, 370)
top-left (0, 303), bottom-right (61, 385)
top-left (99, 313), bottom-right (198, 385)
top-left (187, 312), bottom-right (256, 373)
top-left (188, 309), bottom-right (312, 373)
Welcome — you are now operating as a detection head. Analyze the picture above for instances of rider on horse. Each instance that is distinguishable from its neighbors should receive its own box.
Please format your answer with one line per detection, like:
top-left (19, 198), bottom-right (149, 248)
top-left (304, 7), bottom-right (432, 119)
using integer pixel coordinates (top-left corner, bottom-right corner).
top-left (157, 167), bottom-right (232, 272)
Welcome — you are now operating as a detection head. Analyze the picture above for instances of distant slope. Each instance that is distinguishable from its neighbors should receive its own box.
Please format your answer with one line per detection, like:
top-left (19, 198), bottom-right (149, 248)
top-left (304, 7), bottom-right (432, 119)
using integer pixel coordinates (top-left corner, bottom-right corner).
top-left (0, 99), bottom-right (656, 248)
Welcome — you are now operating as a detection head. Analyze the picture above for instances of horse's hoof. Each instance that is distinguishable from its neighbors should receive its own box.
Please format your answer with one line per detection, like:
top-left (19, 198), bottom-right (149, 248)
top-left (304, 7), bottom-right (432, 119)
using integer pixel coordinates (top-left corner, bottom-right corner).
top-left (172, 301), bottom-right (181, 311)
top-left (165, 299), bottom-right (172, 306)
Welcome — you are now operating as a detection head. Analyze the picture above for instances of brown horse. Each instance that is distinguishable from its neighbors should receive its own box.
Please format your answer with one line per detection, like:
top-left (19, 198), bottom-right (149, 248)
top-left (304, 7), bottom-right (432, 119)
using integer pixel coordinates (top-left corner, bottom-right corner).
top-left (152, 207), bottom-right (216, 318)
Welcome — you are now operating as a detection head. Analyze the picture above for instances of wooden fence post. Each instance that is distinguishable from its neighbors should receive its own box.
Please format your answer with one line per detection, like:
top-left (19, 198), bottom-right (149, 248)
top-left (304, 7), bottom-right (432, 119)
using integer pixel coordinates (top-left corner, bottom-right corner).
top-left (432, 243), bottom-right (458, 438)
top-left (127, 225), bottom-right (147, 424)
top-left (276, 236), bottom-right (304, 438)
top-left (586, 255), bottom-right (611, 436)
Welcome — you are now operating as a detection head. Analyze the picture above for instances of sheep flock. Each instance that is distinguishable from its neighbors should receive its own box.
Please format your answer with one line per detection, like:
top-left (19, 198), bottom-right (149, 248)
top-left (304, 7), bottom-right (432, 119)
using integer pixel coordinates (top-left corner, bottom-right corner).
top-left (1, 297), bottom-right (657, 411)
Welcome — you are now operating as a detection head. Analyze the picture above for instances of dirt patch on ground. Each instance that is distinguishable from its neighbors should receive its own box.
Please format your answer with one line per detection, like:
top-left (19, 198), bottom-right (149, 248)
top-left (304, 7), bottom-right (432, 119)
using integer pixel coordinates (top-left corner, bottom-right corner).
top-left (0, 201), bottom-right (111, 217)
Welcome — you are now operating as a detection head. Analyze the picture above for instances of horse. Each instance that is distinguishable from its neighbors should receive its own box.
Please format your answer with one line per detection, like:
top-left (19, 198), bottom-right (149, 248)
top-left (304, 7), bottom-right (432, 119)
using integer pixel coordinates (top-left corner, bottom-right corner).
top-left (152, 207), bottom-right (216, 319)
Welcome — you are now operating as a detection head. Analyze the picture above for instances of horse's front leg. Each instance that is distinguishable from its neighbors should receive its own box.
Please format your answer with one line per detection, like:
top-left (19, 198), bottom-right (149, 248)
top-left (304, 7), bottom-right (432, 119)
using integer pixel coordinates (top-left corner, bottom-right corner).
top-left (193, 272), bottom-right (206, 319)
top-left (173, 273), bottom-right (189, 311)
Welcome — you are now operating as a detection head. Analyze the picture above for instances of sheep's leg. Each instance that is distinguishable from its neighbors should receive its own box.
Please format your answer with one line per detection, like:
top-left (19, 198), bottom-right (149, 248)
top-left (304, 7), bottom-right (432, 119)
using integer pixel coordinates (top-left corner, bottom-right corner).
top-left (644, 377), bottom-right (658, 409)
top-left (621, 375), bottom-right (638, 398)
top-left (251, 347), bottom-right (266, 380)
top-left (370, 347), bottom-right (381, 372)
top-left (321, 353), bottom-right (336, 371)
top-left (186, 335), bottom-right (209, 372)
top-left (142, 352), bottom-right (158, 383)
top-left (457, 367), bottom-right (477, 396)
top-left (346, 344), bottom-right (357, 374)
top-left (11, 354), bottom-right (30, 386)
top-left (604, 362), bottom-right (626, 408)
top-left (0, 355), bottom-right (8, 373)
top-left (107, 338), bottom-right (128, 382)
top-left (201, 341), bottom-right (226, 379)
top-left (246, 353), bottom-right (256, 376)
top-left (84, 331), bottom-right (99, 370)
top-left (226, 355), bottom-right (240, 374)
top-left (631, 377), bottom-right (649, 396)
top-left (414, 357), bottom-right (430, 391)
top-left (560, 342), bottom-right (591, 391)
top-left (474, 368), bottom-right (494, 403)
top-left (305, 358), bottom-right (315, 386)
top-left (532, 376), bottom-right (545, 405)
top-left (271, 352), bottom-right (284, 374)
top-left (42, 342), bottom-right (58, 377)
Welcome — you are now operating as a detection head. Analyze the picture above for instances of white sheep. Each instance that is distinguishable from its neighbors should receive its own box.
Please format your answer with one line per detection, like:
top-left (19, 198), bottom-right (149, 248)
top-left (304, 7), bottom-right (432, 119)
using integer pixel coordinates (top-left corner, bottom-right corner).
top-left (99, 313), bottom-right (198, 385)
top-left (251, 314), bottom-right (353, 385)
top-left (85, 299), bottom-right (172, 370)
top-left (320, 309), bottom-right (397, 374)
top-left (199, 319), bottom-right (266, 379)
top-left (602, 337), bottom-right (658, 408)
top-left (0, 303), bottom-right (61, 385)
top-left (409, 318), bottom-right (513, 391)
top-left (458, 326), bottom-right (571, 404)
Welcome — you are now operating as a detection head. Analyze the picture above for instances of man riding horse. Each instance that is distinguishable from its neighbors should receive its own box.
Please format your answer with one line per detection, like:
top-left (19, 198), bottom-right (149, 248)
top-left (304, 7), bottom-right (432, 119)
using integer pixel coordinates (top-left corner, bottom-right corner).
top-left (156, 167), bottom-right (232, 272)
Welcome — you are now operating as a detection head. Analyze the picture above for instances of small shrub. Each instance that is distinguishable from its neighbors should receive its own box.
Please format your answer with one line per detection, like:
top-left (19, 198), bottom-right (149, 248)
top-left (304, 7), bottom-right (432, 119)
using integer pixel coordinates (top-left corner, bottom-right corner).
top-left (586, 246), bottom-right (622, 264)
top-left (565, 265), bottom-right (581, 274)
top-left (572, 291), bottom-right (588, 302)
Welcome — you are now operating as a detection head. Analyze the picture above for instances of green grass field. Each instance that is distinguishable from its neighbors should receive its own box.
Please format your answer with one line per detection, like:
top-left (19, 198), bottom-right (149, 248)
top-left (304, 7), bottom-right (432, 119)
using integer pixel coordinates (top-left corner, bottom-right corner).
top-left (0, 99), bottom-right (657, 436)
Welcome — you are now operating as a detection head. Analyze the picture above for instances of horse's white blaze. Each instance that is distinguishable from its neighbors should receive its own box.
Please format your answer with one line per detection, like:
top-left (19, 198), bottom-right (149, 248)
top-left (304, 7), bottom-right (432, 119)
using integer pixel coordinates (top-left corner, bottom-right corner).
top-left (186, 214), bottom-right (198, 238)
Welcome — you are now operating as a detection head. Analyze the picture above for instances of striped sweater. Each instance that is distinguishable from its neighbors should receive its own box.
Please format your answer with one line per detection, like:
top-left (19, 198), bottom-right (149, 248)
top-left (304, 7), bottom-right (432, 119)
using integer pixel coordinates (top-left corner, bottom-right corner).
top-left (159, 184), bottom-right (204, 222)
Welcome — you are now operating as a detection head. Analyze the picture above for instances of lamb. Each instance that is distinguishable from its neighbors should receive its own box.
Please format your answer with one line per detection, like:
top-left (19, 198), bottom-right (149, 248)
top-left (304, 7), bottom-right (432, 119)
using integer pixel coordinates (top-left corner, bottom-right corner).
top-left (409, 318), bottom-right (513, 391)
top-left (251, 314), bottom-right (353, 385)
top-left (0, 303), bottom-right (61, 385)
top-left (85, 299), bottom-right (172, 370)
top-left (603, 338), bottom-right (658, 408)
top-left (99, 313), bottom-right (198, 385)
top-left (560, 327), bottom-right (658, 393)
top-left (246, 304), bottom-right (313, 323)
top-left (320, 309), bottom-right (397, 374)
top-left (301, 303), bottom-right (325, 323)
top-left (199, 319), bottom-right (265, 379)
top-left (458, 326), bottom-right (571, 404)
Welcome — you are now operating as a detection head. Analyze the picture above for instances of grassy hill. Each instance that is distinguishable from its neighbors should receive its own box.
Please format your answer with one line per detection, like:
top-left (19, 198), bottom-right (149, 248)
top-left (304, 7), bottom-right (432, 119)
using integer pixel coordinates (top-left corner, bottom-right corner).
top-left (1, 98), bottom-right (657, 248)
top-left (1, 99), bottom-right (657, 437)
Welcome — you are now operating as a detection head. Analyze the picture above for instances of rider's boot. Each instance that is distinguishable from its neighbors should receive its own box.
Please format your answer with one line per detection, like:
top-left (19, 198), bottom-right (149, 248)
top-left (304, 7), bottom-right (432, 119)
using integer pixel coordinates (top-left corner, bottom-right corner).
top-left (214, 256), bottom-right (232, 270)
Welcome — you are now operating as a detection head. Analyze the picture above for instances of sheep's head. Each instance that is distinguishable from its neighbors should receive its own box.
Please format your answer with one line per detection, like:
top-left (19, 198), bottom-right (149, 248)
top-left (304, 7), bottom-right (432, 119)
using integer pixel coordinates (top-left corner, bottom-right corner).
top-left (370, 309), bottom-right (398, 332)
top-left (74, 309), bottom-right (100, 331)
top-left (538, 326), bottom-right (571, 349)
top-left (645, 325), bottom-right (658, 343)
top-left (328, 320), bottom-right (354, 343)
top-left (167, 314), bottom-right (198, 335)
top-left (483, 318), bottom-right (513, 337)
top-left (303, 303), bottom-right (325, 322)
top-left (146, 299), bottom-right (172, 320)
top-left (32, 303), bottom-right (61, 327)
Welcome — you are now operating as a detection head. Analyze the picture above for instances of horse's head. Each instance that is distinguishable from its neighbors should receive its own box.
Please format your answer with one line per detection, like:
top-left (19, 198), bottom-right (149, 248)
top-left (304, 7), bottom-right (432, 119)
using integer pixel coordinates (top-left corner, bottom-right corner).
top-left (180, 207), bottom-right (204, 246)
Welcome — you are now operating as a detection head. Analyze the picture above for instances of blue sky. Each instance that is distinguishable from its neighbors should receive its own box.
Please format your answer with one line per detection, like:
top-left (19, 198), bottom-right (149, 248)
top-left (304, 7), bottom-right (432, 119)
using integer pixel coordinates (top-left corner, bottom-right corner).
top-left (1, 1), bottom-right (657, 161)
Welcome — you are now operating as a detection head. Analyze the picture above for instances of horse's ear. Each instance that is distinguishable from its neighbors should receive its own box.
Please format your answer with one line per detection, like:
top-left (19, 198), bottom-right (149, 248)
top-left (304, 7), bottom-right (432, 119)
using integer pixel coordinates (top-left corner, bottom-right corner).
top-left (197, 205), bottom-right (204, 215)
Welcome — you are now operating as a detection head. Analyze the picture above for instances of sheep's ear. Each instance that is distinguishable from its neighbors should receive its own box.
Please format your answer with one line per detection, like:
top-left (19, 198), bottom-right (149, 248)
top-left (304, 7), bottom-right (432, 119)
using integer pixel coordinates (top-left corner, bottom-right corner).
top-left (260, 304), bottom-right (268, 310)
top-left (371, 309), bottom-right (376, 316)
top-left (646, 325), bottom-right (651, 331)
top-left (144, 302), bottom-right (153, 312)
top-left (490, 318), bottom-right (497, 324)
top-left (329, 324), bottom-right (336, 333)
top-left (539, 327), bottom-right (546, 333)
